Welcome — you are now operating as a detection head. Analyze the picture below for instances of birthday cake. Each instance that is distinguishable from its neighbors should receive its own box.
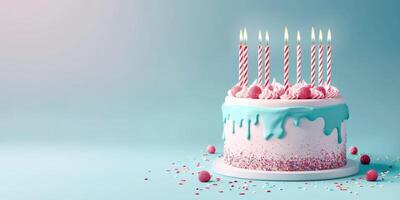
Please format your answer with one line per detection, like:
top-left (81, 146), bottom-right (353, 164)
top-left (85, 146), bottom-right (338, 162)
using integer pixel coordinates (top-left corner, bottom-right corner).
top-left (222, 27), bottom-right (349, 171)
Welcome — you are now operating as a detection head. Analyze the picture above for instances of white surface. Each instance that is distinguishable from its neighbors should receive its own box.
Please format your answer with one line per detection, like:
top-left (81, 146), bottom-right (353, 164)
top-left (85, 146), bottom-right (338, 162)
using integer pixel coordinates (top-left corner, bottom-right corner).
top-left (213, 158), bottom-right (359, 181)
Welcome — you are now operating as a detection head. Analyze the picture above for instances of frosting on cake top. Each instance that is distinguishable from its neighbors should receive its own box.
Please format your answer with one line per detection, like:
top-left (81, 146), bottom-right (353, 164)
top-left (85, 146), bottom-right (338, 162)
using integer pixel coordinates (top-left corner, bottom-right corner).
top-left (228, 79), bottom-right (340, 100)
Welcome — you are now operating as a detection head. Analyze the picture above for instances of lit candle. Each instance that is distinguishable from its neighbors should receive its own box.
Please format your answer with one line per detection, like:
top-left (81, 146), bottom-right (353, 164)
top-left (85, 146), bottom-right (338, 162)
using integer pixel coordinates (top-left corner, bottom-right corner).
top-left (326, 29), bottom-right (332, 86)
top-left (296, 31), bottom-right (302, 83)
top-left (239, 29), bottom-right (244, 86)
top-left (243, 28), bottom-right (249, 87)
top-left (283, 27), bottom-right (289, 91)
top-left (257, 30), bottom-right (263, 85)
top-left (264, 31), bottom-right (270, 87)
top-left (311, 27), bottom-right (316, 88)
top-left (318, 29), bottom-right (324, 86)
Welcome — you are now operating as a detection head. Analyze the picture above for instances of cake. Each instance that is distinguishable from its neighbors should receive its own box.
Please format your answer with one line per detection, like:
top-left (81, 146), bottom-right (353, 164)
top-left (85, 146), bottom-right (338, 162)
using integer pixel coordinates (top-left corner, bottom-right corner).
top-left (221, 28), bottom-right (349, 172)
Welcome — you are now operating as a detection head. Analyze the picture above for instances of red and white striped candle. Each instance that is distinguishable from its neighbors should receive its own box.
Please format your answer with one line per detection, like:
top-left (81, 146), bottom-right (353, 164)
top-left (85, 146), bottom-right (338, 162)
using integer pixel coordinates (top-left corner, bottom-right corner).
top-left (311, 27), bottom-right (316, 88)
top-left (264, 32), bottom-right (270, 87)
top-left (257, 31), bottom-right (263, 85)
top-left (243, 28), bottom-right (249, 87)
top-left (318, 29), bottom-right (324, 86)
top-left (283, 27), bottom-right (289, 91)
top-left (296, 31), bottom-right (302, 83)
top-left (326, 29), bottom-right (332, 86)
top-left (238, 29), bottom-right (244, 86)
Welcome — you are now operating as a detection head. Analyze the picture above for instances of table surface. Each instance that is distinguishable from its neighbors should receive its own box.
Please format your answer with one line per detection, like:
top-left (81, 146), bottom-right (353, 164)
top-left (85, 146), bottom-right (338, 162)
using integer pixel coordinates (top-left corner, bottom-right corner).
top-left (0, 143), bottom-right (399, 200)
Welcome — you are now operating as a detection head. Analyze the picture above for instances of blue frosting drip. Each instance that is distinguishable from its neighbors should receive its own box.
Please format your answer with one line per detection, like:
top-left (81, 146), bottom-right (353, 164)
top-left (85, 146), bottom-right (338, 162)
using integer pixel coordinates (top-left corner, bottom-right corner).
top-left (222, 103), bottom-right (349, 143)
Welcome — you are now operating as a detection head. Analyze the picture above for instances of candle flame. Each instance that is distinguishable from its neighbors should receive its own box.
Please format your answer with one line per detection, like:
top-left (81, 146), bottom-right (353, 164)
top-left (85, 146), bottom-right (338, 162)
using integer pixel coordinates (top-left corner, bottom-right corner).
top-left (327, 29), bottom-right (331, 45)
top-left (319, 29), bottom-right (323, 44)
top-left (265, 31), bottom-right (270, 45)
top-left (284, 26), bottom-right (288, 44)
top-left (297, 31), bottom-right (301, 44)
top-left (311, 27), bottom-right (315, 44)
top-left (244, 28), bottom-right (248, 43)
top-left (258, 30), bottom-right (262, 43)
top-left (240, 29), bottom-right (243, 43)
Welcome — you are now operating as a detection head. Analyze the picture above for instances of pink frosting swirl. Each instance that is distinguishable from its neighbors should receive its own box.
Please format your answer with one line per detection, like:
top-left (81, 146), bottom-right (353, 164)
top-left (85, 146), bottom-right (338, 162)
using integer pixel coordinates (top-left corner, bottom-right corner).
top-left (227, 80), bottom-right (340, 100)
top-left (259, 88), bottom-right (280, 99)
top-left (280, 80), bottom-right (309, 100)
top-left (310, 87), bottom-right (325, 99)
top-left (259, 79), bottom-right (285, 99)
top-left (324, 85), bottom-right (340, 98)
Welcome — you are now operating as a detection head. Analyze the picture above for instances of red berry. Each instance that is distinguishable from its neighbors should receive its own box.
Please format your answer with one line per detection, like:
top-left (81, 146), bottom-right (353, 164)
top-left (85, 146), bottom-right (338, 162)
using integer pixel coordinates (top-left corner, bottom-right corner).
top-left (349, 146), bottom-right (358, 155)
top-left (360, 154), bottom-right (371, 165)
top-left (198, 171), bottom-right (211, 182)
top-left (207, 145), bottom-right (216, 154)
top-left (298, 86), bottom-right (311, 99)
top-left (365, 169), bottom-right (378, 181)
top-left (248, 85), bottom-right (262, 99)
top-left (230, 85), bottom-right (242, 97)
top-left (317, 86), bottom-right (326, 96)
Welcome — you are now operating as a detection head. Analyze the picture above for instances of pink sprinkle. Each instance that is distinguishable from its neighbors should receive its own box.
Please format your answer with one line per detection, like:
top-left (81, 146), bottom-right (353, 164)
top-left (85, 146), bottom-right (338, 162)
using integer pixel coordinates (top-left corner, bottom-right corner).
top-left (216, 177), bottom-right (221, 181)
top-left (207, 145), bottom-right (216, 154)
top-left (239, 192), bottom-right (245, 195)
top-left (198, 171), bottom-right (211, 183)
top-left (366, 169), bottom-right (378, 181)
top-left (350, 146), bottom-right (358, 155)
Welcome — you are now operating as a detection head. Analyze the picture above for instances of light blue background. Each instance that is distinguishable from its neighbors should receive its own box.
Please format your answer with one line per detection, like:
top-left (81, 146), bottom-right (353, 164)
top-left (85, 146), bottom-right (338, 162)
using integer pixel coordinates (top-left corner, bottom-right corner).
top-left (0, 0), bottom-right (399, 199)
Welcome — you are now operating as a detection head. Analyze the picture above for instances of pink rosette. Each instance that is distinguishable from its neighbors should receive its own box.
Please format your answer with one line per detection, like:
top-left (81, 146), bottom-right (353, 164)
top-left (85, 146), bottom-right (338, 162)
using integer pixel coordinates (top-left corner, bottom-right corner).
top-left (281, 80), bottom-right (310, 100)
top-left (270, 78), bottom-right (285, 97)
top-left (324, 85), bottom-right (340, 98)
top-left (259, 86), bottom-right (280, 99)
top-left (310, 87), bottom-right (325, 99)
top-left (280, 89), bottom-right (298, 100)
top-left (259, 79), bottom-right (286, 99)
top-left (235, 86), bottom-right (248, 98)
top-left (227, 84), bottom-right (242, 97)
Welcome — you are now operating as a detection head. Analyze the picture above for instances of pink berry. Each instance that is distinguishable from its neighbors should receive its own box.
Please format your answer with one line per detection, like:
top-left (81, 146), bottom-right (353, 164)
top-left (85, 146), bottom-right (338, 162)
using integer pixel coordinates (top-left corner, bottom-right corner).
top-left (198, 171), bottom-right (211, 182)
top-left (248, 85), bottom-right (262, 99)
top-left (230, 85), bottom-right (242, 97)
top-left (317, 86), bottom-right (326, 96)
top-left (365, 169), bottom-right (378, 181)
top-left (298, 86), bottom-right (311, 99)
top-left (349, 146), bottom-right (358, 155)
top-left (207, 145), bottom-right (216, 154)
top-left (360, 154), bottom-right (371, 165)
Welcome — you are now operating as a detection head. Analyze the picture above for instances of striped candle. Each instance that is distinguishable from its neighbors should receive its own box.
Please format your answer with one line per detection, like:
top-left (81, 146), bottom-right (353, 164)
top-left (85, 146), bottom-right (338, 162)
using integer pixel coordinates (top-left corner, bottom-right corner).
top-left (311, 27), bottom-right (316, 88)
top-left (243, 28), bottom-right (249, 87)
top-left (326, 29), bottom-right (332, 86)
top-left (264, 32), bottom-right (270, 87)
top-left (296, 31), bottom-right (302, 83)
top-left (283, 27), bottom-right (289, 91)
top-left (318, 29), bottom-right (324, 86)
top-left (257, 31), bottom-right (263, 85)
top-left (238, 29), bottom-right (244, 86)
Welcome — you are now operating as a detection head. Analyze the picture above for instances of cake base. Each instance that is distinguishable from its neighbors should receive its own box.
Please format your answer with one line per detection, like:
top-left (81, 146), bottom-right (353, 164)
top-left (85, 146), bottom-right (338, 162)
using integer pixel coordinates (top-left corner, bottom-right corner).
top-left (213, 158), bottom-right (359, 181)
